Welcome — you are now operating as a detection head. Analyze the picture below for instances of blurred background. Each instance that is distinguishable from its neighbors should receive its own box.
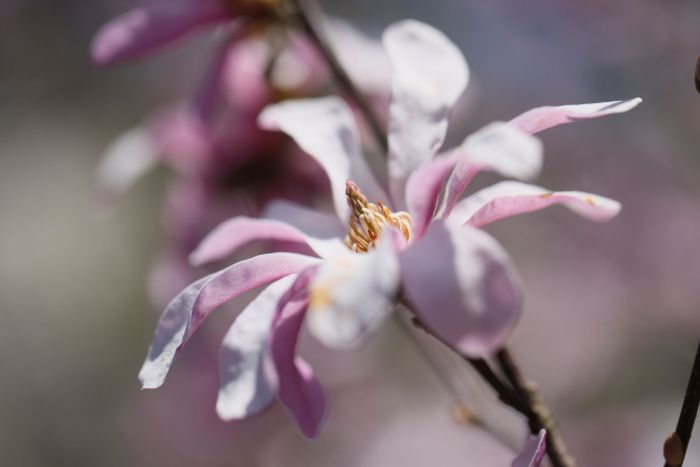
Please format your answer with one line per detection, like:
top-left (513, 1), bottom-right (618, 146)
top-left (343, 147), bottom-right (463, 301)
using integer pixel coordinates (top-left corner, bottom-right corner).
top-left (1, 0), bottom-right (699, 465)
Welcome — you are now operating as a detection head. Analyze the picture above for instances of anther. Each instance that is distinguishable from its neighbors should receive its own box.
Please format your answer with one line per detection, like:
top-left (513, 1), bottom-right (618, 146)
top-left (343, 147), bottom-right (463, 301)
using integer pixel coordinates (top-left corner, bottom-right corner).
top-left (344, 181), bottom-right (412, 253)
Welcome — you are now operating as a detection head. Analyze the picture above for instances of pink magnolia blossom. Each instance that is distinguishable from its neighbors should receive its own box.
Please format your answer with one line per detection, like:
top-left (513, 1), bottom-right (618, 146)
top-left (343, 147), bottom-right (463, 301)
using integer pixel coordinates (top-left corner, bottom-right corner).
top-left (139, 19), bottom-right (640, 438)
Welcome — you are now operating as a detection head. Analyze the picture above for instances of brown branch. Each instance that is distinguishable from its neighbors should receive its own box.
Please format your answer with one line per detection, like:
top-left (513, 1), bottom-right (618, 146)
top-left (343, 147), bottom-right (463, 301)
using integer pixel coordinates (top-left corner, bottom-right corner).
top-left (663, 340), bottom-right (700, 467)
top-left (286, 0), bottom-right (388, 154)
top-left (496, 349), bottom-right (577, 467)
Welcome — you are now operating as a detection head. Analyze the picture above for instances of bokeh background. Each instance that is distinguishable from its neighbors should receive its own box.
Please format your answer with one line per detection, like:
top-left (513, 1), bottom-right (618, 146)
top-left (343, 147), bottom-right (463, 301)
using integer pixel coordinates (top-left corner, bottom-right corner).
top-left (1, 0), bottom-right (699, 465)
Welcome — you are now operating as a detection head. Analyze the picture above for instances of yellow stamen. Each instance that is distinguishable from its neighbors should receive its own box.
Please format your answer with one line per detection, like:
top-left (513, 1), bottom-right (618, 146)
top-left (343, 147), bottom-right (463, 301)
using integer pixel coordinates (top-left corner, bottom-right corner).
top-left (344, 181), bottom-right (412, 253)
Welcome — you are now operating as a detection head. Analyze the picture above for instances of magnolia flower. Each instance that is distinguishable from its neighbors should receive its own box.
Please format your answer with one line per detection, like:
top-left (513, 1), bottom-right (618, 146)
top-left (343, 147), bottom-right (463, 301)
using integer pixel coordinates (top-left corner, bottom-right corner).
top-left (92, 0), bottom-right (388, 120)
top-left (138, 19), bottom-right (640, 438)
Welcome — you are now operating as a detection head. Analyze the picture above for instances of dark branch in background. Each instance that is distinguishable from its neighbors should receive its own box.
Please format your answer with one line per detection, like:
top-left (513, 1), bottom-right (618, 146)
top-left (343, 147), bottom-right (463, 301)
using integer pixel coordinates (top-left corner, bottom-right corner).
top-left (694, 56), bottom-right (700, 94)
top-left (663, 341), bottom-right (700, 467)
top-left (283, 1), bottom-right (576, 465)
top-left (286, 0), bottom-right (389, 154)
top-left (497, 349), bottom-right (577, 467)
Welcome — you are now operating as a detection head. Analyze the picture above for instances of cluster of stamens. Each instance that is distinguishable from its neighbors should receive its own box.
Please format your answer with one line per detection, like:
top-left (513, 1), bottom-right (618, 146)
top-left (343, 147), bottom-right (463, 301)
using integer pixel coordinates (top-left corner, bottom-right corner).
top-left (344, 181), bottom-right (412, 253)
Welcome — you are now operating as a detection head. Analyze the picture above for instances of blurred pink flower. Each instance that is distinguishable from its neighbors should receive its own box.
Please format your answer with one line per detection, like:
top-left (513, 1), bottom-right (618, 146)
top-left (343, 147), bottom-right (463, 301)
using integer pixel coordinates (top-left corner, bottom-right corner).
top-left (138, 19), bottom-right (639, 438)
top-left (91, 0), bottom-right (259, 66)
top-left (95, 34), bottom-right (329, 306)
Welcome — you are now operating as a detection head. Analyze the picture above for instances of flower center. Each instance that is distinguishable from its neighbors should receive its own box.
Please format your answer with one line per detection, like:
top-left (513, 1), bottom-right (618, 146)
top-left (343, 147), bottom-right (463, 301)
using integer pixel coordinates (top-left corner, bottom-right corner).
top-left (344, 181), bottom-right (412, 253)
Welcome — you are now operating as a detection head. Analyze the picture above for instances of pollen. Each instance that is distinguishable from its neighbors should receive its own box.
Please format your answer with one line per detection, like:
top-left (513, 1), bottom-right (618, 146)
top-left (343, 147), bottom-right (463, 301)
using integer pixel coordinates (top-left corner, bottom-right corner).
top-left (344, 181), bottom-right (412, 253)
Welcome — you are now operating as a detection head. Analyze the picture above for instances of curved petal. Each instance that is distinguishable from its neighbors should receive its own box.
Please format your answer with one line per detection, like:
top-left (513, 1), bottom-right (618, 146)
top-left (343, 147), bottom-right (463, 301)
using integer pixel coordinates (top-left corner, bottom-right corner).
top-left (269, 268), bottom-right (327, 438)
top-left (91, 0), bottom-right (230, 65)
top-left (512, 430), bottom-right (547, 467)
top-left (95, 126), bottom-right (159, 199)
top-left (258, 97), bottom-right (387, 222)
top-left (449, 181), bottom-right (621, 228)
top-left (192, 26), bottom-right (249, 121)
top-left (306, 233), bottom-right (400, 349)
top-left (400, 220), bottom-right (522, 357)
top-left (438, 122), bottom-right (543, 219)
top-left (383, 20), bottom-right (469, 205)
top-left (404, 154), bottom-right (459, 240)
top-left (509, 98), bottom-right (642, 135)
top-left (190, 216), bottom-right (344, 265)
top-left (216, 275), bottom-right (297, 421)
top-left (138, 252), bottom-right (320, 390)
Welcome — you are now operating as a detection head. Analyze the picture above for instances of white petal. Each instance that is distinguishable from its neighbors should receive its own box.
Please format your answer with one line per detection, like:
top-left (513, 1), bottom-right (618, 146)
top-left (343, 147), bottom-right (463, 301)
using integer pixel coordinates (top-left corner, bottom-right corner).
top-left (439, 122), bottom-right (543, 218)
top-left (216, 276), bottom-right (297, 420)
top-left (306, 234), bottom-right (400, 349)
top-left (258, 97), bottom-right (387, 222)
top-left (384, 20), bottom-right (469, 205)
top-left (95, 126), bottom-right (158, 198)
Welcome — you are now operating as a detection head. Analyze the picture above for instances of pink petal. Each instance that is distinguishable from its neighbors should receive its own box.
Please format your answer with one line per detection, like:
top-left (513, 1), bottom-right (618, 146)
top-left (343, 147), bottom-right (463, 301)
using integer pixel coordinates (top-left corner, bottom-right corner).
top-left (269, 269), bottom-right (327, 438)
top-left (216, 276), bottom-right (296, 421)
top-left (383, 20), bottom-right (469, 206)
top-left (91, 0), bottom-right (230, 65)
top-left (438, 122), bottom-right (543, 219)
top-left (404, 154), bottom-right (459, 240)
top-left (95, 126), bottom-right (159, 199)
top-left (138, 252), bottom-right (320, 389)
top-left (509, 98), bottom-right (642, 135)
top-left (400, 220), bottom-right (522, 357)
top-left (258, 97), bottom-right (387, 222)
top-left (189, 216), bottom-right (344, 266)
top-left (306, 233), bottom-right (400, 349)
top-left (192, 26), bottom-right (248, 121)
top-left (222, 37), bottom-right (273, 111)
top-left (149, 108), bottom-right (213, 173)
top-left (512, 430), bottom-right (547, 467)
top-left (449, 181), bottom-right (621, 228)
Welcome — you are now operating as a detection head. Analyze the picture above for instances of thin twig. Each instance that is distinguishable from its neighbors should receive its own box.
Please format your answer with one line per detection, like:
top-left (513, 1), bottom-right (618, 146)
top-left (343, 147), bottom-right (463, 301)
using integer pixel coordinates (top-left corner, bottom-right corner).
top-left (465, 357), bottom-right (530, 414)
top-left (663, 341), bottom-right (700, 467)
top-left (286, 0), bottom-right (388, 154)
top-left (497, 349), bottom-right (577, 467)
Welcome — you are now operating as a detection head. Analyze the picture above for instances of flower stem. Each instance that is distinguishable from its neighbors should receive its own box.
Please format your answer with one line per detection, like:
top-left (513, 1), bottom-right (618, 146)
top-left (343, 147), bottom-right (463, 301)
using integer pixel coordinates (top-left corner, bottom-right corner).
top-left (495, 349), bottom-right (577, 467)
top-left (663, 340), bottom-right (700, 467)
top-left (286, 0), bottom-right (388, 154)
